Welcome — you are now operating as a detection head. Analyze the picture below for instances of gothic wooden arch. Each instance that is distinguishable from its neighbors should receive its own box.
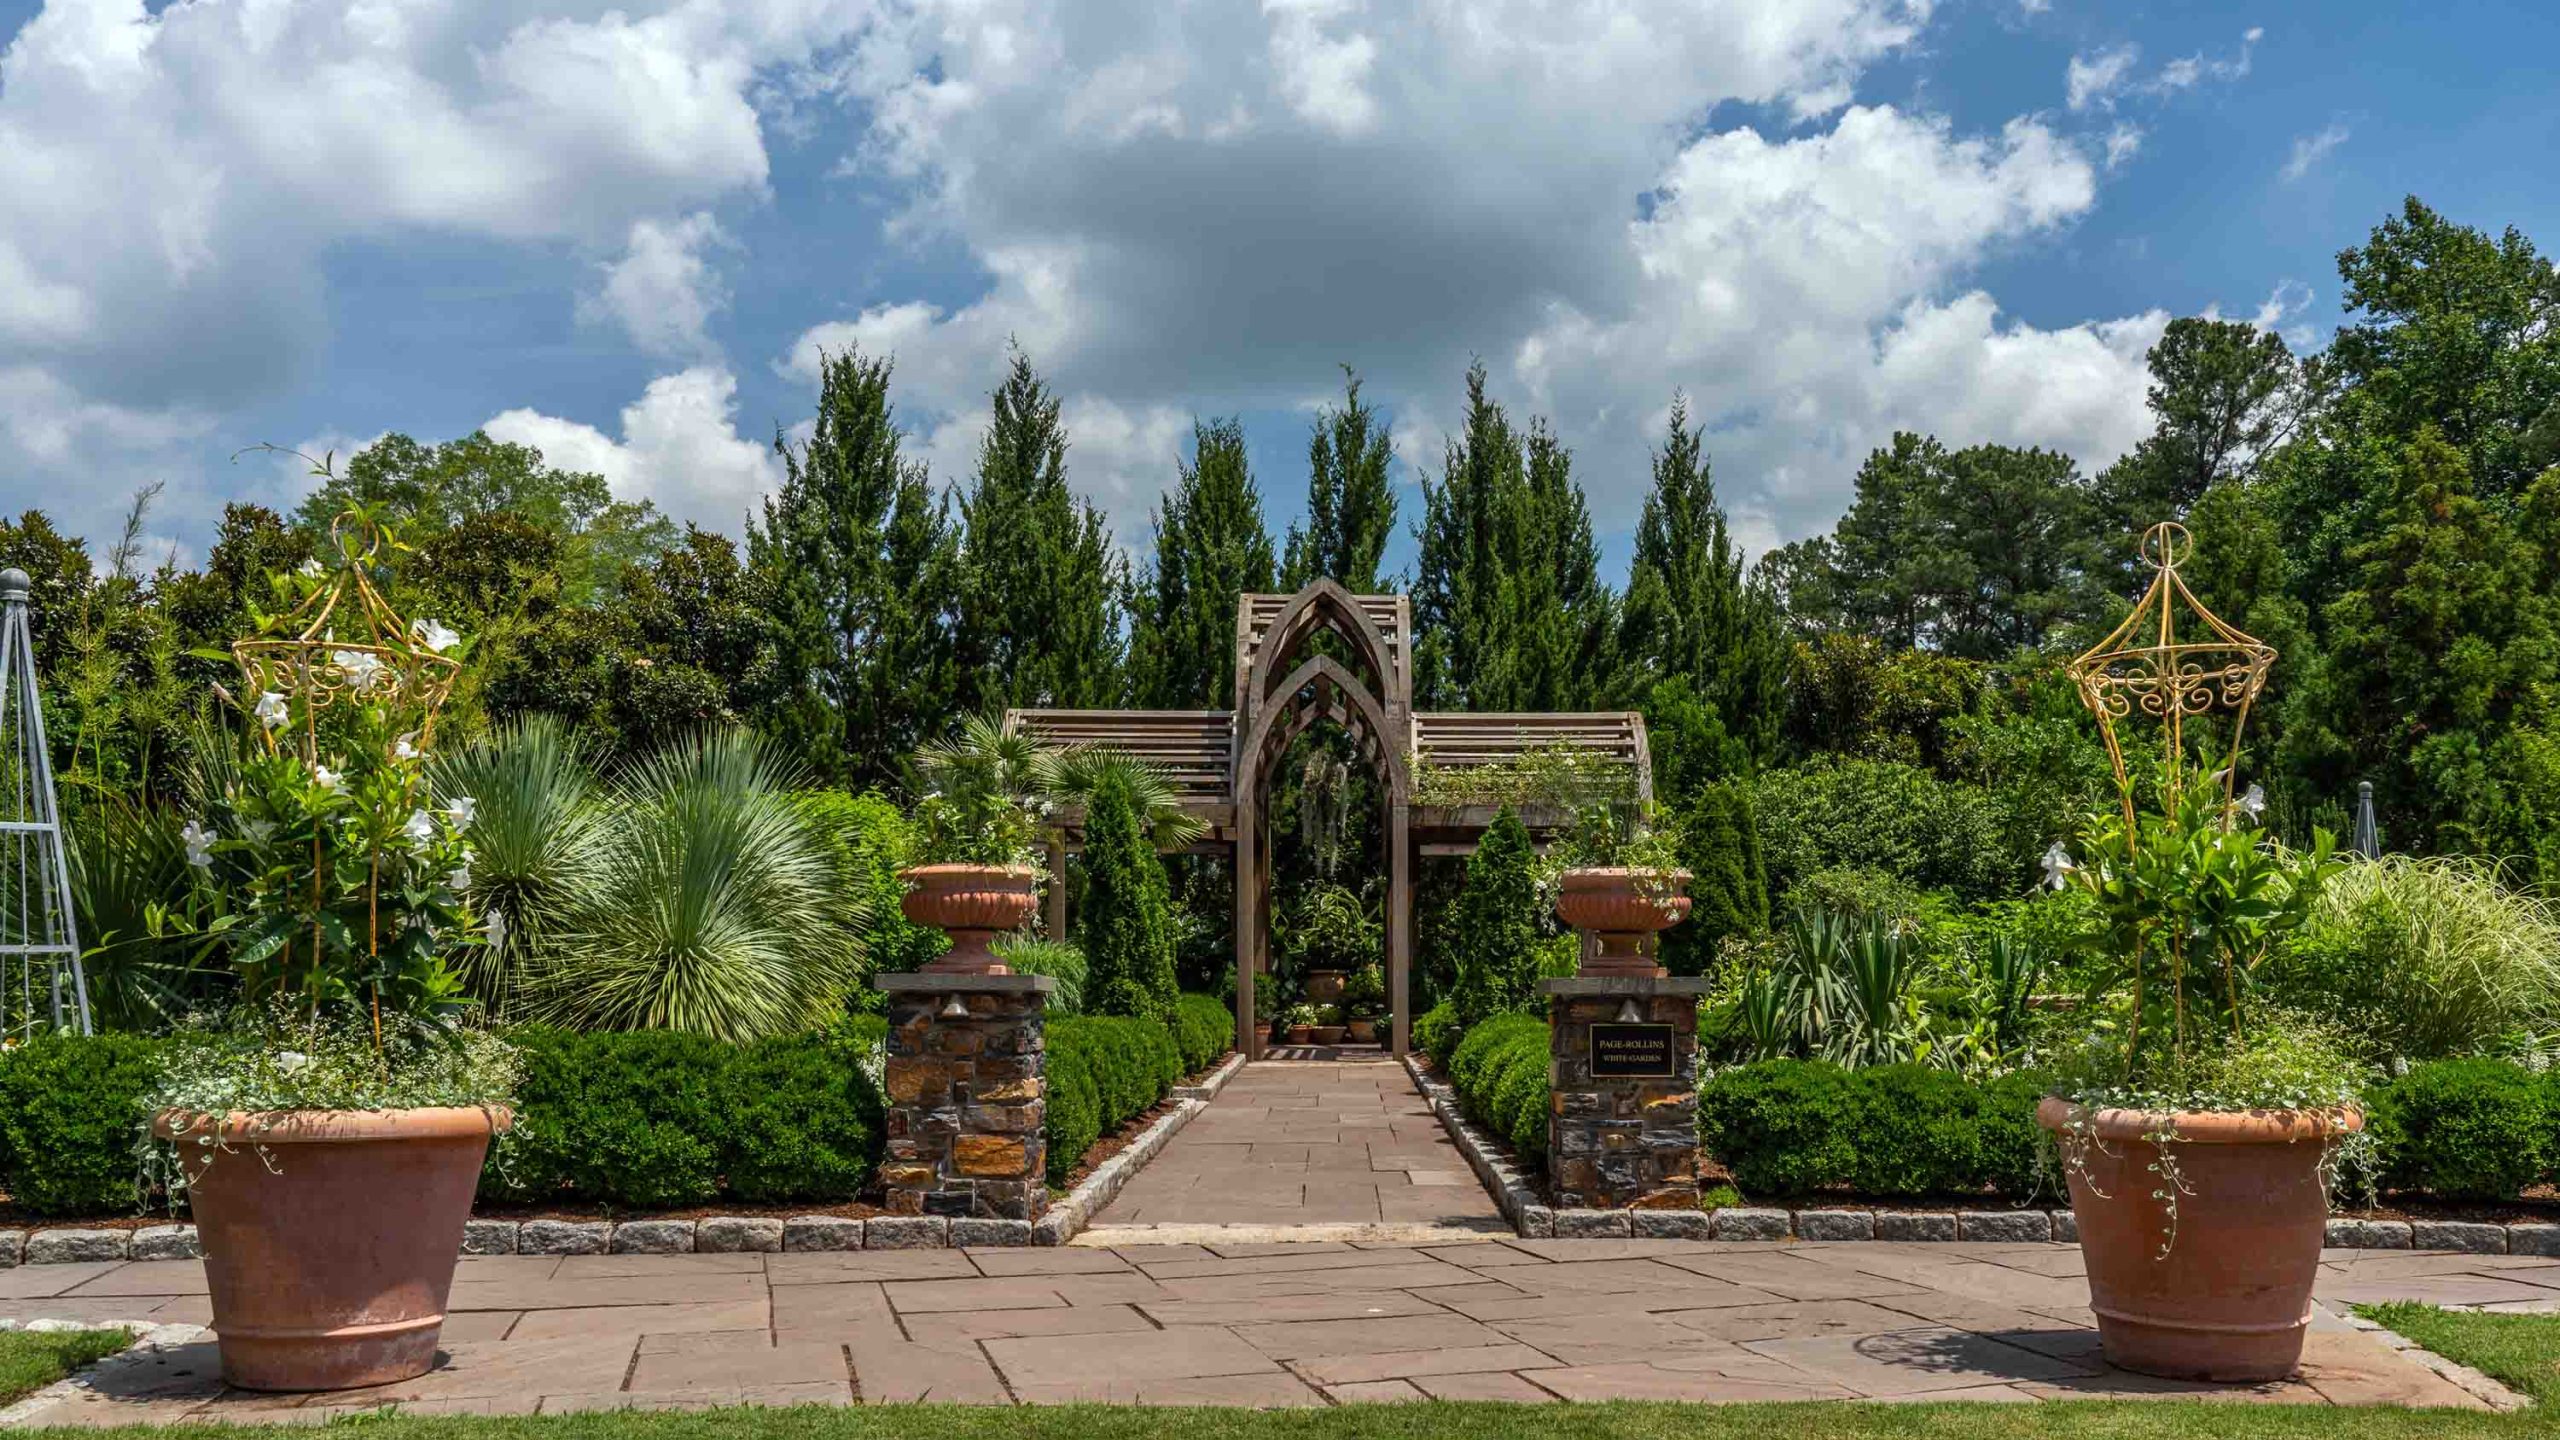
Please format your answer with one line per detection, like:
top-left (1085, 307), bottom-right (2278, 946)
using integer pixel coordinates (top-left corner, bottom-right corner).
top-left (1006, 581), bottom-right (1649, 1062)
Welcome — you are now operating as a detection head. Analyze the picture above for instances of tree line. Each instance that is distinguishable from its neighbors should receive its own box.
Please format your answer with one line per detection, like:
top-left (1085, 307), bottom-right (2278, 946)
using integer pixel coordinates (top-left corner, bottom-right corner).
top-left (11, 196), bottom-right (2560, 883)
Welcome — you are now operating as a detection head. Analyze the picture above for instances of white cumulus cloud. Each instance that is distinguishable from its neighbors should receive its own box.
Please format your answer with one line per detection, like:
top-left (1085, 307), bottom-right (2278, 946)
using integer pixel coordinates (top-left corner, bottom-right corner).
top-left (485, 367), bottom-right (780, 534)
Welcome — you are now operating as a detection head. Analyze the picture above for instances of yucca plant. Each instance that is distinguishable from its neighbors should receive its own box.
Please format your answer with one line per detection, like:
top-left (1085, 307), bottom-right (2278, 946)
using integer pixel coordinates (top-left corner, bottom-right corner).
top-left (532, 729), bottom-right (866, 1042)
top-left (428, 715), bottom-right (607, 1017)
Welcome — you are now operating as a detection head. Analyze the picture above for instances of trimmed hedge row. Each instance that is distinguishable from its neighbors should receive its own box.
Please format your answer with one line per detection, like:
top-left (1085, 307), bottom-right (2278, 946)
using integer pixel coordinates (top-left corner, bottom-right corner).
top-left (0, 1032), bottom-right (165, 1216)
top-left (485, 1022), bottom-right (885, 1207)
top-left (1044, 1015), bottom-right (1179, 1186)
top-left (1170, 993), bottom-right (1233, 1077)
top-left (2367, 1058), bottom-right (2556, 1201)
top-left (1696, 1060), bottom-right (2047, 1199)
top-left (1414, 1001), bottom-right (1462, 1068)
top-left (1447, 1013), bottom-right (1549, 1163)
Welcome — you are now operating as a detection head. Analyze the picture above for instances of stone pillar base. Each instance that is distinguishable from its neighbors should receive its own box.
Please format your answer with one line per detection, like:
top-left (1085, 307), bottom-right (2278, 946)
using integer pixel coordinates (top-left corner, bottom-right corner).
top-left (874, 973), bottom-right (1055, 1221)
top-left (1540, 976), bottom-right (1710, 1211)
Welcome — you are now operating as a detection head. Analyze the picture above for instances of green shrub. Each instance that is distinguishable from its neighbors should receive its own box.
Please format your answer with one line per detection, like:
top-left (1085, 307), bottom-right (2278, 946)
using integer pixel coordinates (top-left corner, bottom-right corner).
top-left (1978, 1070), bottom-right (2054, 1197)
top-left (1848, 1066), bottom-right (1988, 1196)
top-left (1043, 1043), bottom-right (1101, 1187)
top-left (1446, 1014), bottom-right (1550, 1164)
top-left (1696, 1059), bottom-right (2065, 1201)
top-left (1664, 779), bottom-right (1768, 977)
top-left (1751, 757), bottom-right (2009, 903)
top-left (485, 1025), bottom-right (882, 1208)
top-left (1043, 1014), bottom-right (1183, 1184)
top-left (2270, 855), bottom-right (2560, 1061)
top-left (0, 1033), bottom-right (162, 1216)
top-left (1170, 993), bottom-right (1232, 1075)
top-left (1414, 1001), bottom-right (1461, 1067)
top-left (995, 938), bottom-right (1088, 1014)
top-left (1697, 1060), bottom-right (1860, 1196)
top-left (1450, 809), bottom-right (1546, 1029)
top-left (2368, 1059), bottom-right (2553, 1201)
top-left (1080, 769), bottom-right (1179, 1023)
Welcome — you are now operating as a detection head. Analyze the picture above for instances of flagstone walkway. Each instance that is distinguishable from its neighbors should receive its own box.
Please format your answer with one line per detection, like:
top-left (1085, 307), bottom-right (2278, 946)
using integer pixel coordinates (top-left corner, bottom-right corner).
top-left (1089, 1057), bottom-right (1510, 1232)
top-left (3, 1239), bottom-right (2532, 1418)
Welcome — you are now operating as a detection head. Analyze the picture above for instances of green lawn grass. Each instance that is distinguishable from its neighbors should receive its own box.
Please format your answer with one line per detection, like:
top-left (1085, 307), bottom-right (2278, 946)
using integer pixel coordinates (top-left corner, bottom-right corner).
top-left (2360, 1302), bottom-right (2560, 1407)
top-left (23, 1401), bottom-right (2558, 1440)
top-left (0, 1326), bottom-right (132, 1404)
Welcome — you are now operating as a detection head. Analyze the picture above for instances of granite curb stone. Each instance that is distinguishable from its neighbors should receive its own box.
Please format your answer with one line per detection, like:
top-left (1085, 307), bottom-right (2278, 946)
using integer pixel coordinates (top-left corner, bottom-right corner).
top-left (694, 1217), bottom-right (784, 1253)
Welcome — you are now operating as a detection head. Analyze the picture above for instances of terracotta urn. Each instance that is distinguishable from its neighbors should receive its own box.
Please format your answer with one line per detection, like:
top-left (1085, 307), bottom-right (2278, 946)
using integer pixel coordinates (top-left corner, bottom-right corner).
top-left (899, 863), bottom-right (1041, 974)
top-left (1303, 969), bottom-right (1348, 1004)
top-left (1286, 1024), bottom-right (1315, 1044)
top-left (1345, 1017), bottom-right (1378, 1045)
top-left (1553, 868), bottom-right (1694, 978)
top-left (2037, 1097), bottom-right (2360, 1381)
top-left (154, 1106), bottom-right (510, 1391)
top-left (1311, 1024), bottom-right (1348, 1046)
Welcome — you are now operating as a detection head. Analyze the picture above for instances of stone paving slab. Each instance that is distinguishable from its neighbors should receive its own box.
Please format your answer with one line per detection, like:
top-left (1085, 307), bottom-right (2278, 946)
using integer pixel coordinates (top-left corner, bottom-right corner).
top-left (2, 1236), bottom-right (2536, 1417)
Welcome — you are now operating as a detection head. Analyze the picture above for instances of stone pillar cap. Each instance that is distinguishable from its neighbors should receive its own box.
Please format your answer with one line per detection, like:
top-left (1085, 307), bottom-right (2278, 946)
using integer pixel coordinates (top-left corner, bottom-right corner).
top-left (874, 972), bottom-right (1058, 996)
top-left (1539, 976), bottom-right (1713, 997)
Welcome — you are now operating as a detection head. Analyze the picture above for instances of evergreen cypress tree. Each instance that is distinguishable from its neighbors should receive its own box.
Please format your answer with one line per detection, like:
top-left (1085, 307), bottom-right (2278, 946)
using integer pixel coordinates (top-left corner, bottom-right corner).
top-left (749, 347), bottom-right (961, 788)
top-left (1080, 767), bottom-right (1178, 1022)
top-left (1412, 363), bottom-right (1615, 710)
top-left (1449, 807), bottom-right (1544, 1029)
top-left (1663, 779), bottom-right (1767, 977)
top-left (1130, 418), bottom-right (1275, 708)
top-left (954, 351), bottom-right (1124, 712)
top-left (1620, 397), bottom-right (1789, 775)
top-left (1282, 369), bottom-right (1398, 592)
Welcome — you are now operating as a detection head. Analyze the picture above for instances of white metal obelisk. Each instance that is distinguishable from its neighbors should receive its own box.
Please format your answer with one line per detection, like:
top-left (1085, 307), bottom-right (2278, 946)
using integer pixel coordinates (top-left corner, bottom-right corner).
top-left (0, 567), bottom-right (89, 1039)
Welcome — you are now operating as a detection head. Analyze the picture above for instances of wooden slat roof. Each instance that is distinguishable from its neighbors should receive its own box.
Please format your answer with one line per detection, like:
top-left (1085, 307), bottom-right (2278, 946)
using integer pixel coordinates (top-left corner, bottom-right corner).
top-left (1005, 709), bottom-right (1235, 803)
top-left (1411, 711), bottom-right (1652, 802)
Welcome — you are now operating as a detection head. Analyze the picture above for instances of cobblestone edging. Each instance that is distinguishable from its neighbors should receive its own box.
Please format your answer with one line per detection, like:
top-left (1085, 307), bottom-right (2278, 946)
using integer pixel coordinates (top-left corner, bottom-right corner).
top-left (0, 1053), bottom-right (1252, 1267)
top-left (1405, 1056), bottom-right (2549, 1250)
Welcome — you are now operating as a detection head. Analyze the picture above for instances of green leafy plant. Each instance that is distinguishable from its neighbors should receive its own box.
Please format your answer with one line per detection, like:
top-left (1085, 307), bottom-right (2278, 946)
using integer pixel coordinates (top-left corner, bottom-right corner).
top-left (0, 1032), bottom-right (165, 1215)
top-left (425, 715), bottom-right (606, 1018)
top-left (1281, 883), bottom-right (1381, 975)
top-left (993, 937), bottom-right (1088, 1014)
top-left (1408, 743), bottom-right (1635, 809)
top-left (910, 713), bottom-right (1049, 868)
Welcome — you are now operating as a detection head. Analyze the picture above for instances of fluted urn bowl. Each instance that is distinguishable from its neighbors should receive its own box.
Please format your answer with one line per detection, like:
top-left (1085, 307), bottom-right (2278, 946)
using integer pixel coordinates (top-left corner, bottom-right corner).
top-left (899, 863), bottom-right (1041, 974)
top-left (1554, 867), bottom-right (1693, 978)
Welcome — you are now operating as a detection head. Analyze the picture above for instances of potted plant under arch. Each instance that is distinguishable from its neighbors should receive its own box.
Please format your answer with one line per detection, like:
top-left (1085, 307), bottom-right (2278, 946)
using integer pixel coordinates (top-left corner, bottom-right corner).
top-left (2038, 522), bottom-right (2356, 1383)
top-left (147, 505), bottom-right (516, 1392)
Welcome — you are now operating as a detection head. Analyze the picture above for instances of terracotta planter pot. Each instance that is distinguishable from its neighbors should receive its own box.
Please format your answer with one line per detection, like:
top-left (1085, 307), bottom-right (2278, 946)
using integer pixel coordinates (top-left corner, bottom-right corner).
top-left (1303, 970), bottom-right (1348, 1003)
top-left (1311, 1025), bottom-right (1348, 1045)
top-left (2037, 1097), bottom-right (2359, 1381)
top-left (1286, 1025), bottom-right (1315, 1044)
top-left (1344, 1018), bottom-right (1378, 1044)
top-left (1553, 868), bottom-right (1694, 978)
top-left (154, 1106), bottom-right (509, 1391)
top-left (899, 863), bottom-right (1040, 974)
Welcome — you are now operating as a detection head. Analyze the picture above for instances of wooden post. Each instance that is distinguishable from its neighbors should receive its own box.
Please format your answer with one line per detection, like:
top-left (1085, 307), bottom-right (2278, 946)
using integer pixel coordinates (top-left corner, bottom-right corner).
top-left (1388, 799), bottom-right (1411, 1058)
top-left (1234, 795), bottom-right (1258, 1060)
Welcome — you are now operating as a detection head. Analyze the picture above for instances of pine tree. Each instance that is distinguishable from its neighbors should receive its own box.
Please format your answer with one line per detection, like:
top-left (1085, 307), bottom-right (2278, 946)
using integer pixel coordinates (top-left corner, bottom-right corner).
top-left (1620, 397), bottom-right (1789, 774)
top-left (1411, 363), bottom-right (1615, 710)
top-left (1130, 418), bottom-right (1275, 708)
top-left (1282, 369), bottom-right (1397, 592)
top-left (1663, 779), bottom-right (1767, 977)
top-left (954, 350), bottom-right (1124, 713)
top-left (1080, 768), bottom-right (1178, 1022)
top-left (1449, 807), bottom-right (1544, 1029)
top-left (749, 347), bottom-right (962, 789)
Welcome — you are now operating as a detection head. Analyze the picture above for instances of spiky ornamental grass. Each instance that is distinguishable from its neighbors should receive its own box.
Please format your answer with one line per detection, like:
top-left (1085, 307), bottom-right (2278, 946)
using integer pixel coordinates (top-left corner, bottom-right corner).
top-left (531, 730), bottom-right (867, 1043)
top-left (428, 715), bottom-right (609, 1019)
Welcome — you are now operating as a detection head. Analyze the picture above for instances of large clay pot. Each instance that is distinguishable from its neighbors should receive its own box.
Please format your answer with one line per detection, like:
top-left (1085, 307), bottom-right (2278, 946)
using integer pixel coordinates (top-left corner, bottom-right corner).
top-left (154, 1106), bottom-right (509, 1391)
top-left (2037, 1097), bottom-right (2359, 1381)
top-left (1311, 1025), bottom-right (1348, 1045)
top-left (1554, 868), bottom-right (1694, 978)
top-left (1303, 969), bottom-right (1348, 1004)
top-left (899, 863), bottom-right (1040, 974)
top-left (1345, 1017), bottom-right (1378, 1045)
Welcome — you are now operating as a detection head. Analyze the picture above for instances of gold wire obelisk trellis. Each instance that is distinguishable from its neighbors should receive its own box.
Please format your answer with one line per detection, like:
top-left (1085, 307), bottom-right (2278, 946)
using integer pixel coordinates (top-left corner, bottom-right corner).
top-left (2067, 521), bottom-right (2276, 825)
top-left (232, 512), bottom-right (461, 754)
top-left (0, 568), bottom-right (91, 1041)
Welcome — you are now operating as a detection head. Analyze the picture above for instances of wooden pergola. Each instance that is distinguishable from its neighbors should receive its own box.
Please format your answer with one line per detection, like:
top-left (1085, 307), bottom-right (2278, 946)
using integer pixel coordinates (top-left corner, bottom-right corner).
top-left (1008, 579), bottom-right (1650, 1059)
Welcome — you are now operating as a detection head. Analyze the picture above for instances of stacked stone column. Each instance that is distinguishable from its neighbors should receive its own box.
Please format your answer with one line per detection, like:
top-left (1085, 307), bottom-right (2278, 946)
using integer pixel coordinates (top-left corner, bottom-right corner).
top-left (1541, 976), bottom-right (1709, 1210)
top-left (873, 974), bottom-right (1054, 1221)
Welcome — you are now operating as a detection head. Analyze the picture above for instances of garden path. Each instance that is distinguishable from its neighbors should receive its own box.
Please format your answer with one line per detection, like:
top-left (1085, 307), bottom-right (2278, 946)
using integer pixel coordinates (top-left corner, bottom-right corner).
top-left (0, 1242), bottom-right (2533, 1416)
top-left (1087, 1057), bottom-right (1510, 1233)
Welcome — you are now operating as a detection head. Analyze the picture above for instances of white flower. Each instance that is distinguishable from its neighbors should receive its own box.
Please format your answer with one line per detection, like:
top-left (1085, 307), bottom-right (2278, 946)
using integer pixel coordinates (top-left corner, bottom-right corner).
top-left (445, 796), bottom-right (477, 829)
top-left (445, 861), bottom-right (471, 892)
top-left (485, 908), bottom-right (508, 956)
top-left (275, 1050), bottom-right (310, 1074)
top-left (181, 821), bottom-right (214, 869)
top-left (254, 691), bottom-right (289, 729)
top-left (2041, 842), bottom-right (2076, 892)
top-left (332, 649), bottom-right (388, 694)
top-left (312, 763), bottom-right (343, 791)
top-left (297, 559), bottom-right (323, 578)
top-left (412, 618), bottom-right (459, 653)
top-left (402, 809), bottom-right (436, 845)
top-left (392, 732), bottom-right (420, 761)
top-left (2238, 783), bottom-right (2267, 822)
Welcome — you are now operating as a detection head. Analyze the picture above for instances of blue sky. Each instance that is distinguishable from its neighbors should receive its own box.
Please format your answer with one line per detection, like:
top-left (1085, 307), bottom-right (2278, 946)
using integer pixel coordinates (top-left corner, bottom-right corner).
top-left (1, 0), bottom-right (2553, 580)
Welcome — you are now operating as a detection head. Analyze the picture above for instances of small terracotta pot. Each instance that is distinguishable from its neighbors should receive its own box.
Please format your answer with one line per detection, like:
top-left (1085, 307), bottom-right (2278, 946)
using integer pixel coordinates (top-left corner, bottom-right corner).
top-left (1303, 970), bottom-right (1349, 1003)
top-left (2038, 1097), bottom-right (2359, 1381)
top-left (899, 863), bottom-right (1040, 974)
top-left (1554, 868), bottom-right (1694, 977)
top-left (1286, 1025), bottom-right (1315, 1044)
top-left (1345, 1018), bottom-right (1378, 1044)
top-left (154, 1106), bottom-right (509, 1391)
top-left (1311, 1025), bottom-right (1348, 1045)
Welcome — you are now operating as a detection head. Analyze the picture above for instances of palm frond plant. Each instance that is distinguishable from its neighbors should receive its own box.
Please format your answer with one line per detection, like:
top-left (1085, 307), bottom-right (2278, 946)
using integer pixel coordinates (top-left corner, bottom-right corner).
top-left (64, 797), bottom-right (227, 1030)
top-left (427, 715), bottom-right (608, 1018)
top-left (1037, 746), bottom-right (1208, 850)
top-left (534, 728), bottom-right (867, 1042)
top-left (911, 712), bottom-right (1049, 867)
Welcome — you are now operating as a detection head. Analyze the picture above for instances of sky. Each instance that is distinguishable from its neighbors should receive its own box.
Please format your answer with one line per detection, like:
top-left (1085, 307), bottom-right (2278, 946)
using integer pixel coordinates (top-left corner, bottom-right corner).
top-left (1, 0), bottom-right (2554, 581)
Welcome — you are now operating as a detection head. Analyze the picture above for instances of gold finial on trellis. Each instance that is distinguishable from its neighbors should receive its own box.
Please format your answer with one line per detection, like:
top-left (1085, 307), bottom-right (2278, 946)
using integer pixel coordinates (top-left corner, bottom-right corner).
top-left (2067, 521), bottom-right (2275, 824)
top-left (231, 510), bottom-right (462, 746)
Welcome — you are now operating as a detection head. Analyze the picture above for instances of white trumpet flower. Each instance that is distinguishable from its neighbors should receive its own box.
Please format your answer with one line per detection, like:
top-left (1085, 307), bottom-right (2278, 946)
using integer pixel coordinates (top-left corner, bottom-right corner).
top-left (254, 691), bottom-right (289, 729)
top-left (182, 821), bottom-right (214, 868)
top-left (2041, 842), bottom-right (2076, 891)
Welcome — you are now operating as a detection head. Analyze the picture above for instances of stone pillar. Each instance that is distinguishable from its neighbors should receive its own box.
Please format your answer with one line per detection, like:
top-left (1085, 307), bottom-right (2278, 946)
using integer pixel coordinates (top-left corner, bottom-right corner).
top-left (873, 973), bottom-right (1055, 1221)
top-left (1540, 976), bottom-right (1711, 1210)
